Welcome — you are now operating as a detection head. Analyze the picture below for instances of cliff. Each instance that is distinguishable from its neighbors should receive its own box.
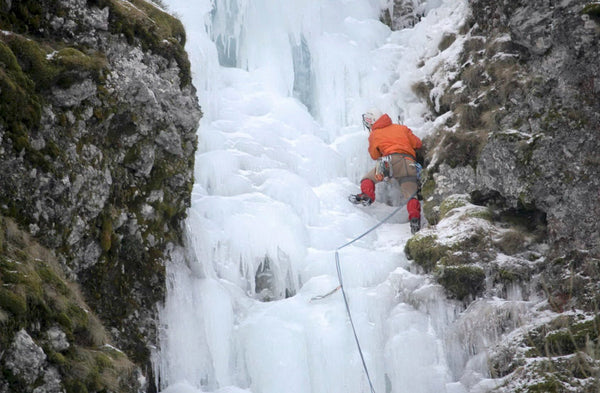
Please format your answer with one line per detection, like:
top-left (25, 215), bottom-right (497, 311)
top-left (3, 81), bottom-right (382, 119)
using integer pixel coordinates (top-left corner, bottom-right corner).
top-left (394, 0), bottom-right (599, 390)
top-left (0, 0), bottom-right (201, 391)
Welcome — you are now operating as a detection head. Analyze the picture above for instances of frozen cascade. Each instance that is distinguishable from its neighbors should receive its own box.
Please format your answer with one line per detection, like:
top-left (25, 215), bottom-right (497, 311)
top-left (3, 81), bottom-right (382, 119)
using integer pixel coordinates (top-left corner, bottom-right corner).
top-left (152, 1), bottom-right (521, 393)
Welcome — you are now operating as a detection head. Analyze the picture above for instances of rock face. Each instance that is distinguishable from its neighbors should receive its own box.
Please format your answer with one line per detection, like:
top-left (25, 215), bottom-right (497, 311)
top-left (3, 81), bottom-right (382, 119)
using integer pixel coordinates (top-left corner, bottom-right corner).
top-left (0, 0), bottom-right (200, 391)
top-left (5, 330), bottom-right (47, 385)
top-left (420, 0), bottom-right (600, 252)
top-left (470, 0), bottom-right (600, 254)
top-left (380, 0), bottom-right (426, 30)
top-left (403, 0), bottom-right (600, 390)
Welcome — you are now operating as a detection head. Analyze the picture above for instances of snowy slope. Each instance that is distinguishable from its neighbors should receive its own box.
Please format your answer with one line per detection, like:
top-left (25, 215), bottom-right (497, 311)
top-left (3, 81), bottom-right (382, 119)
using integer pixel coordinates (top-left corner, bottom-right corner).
top-left (153, 1), bottom-right (479, 392)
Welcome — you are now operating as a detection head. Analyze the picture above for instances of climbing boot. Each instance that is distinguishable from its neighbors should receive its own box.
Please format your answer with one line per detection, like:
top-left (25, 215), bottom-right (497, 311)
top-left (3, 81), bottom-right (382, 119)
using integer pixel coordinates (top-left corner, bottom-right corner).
top-left (349, 193), bottom-right (373, 206)
top-left (410, 217), bottom-right (421, 234)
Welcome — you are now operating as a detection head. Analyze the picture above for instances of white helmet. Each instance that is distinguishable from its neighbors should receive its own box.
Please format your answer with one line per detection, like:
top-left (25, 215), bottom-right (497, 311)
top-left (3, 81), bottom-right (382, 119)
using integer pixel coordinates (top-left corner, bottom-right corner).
top-left (362, 108), bottom-right (383, 131)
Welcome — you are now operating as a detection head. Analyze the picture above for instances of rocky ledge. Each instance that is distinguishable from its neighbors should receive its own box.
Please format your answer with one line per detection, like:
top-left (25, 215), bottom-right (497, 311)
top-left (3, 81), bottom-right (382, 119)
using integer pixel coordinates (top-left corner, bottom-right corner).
top-left (398, 0), bottom-right (599, 391)
top-left (0, 0), bottom-right (201, 391)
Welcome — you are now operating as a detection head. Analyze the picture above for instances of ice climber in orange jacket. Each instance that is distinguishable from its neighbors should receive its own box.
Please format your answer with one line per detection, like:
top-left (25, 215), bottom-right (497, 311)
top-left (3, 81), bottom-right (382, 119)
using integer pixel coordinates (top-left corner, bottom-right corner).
top-left (351, 108), bottom-right (423, 234)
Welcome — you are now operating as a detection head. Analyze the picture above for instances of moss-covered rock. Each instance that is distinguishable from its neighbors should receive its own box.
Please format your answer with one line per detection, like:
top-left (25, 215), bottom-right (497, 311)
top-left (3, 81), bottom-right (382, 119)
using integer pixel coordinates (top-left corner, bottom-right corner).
top-left (435, 265), bottom-right (486, 301)
top-left (409, 0), bottom-right (600, 390)
top-left (438, 194), bottom-right (469, 220)
top-left (583, 2), bottom-right (600, 19)
top-left (0, 1), bottom-right (200, 391)
top-left (89, 0), bottom-right (191, 86)
top-left (526, 315), bottom-right (600, 358)
top-left (404, 234), bottom-right (449, 272)
top-left (0, 216), bottom-right (140, 392)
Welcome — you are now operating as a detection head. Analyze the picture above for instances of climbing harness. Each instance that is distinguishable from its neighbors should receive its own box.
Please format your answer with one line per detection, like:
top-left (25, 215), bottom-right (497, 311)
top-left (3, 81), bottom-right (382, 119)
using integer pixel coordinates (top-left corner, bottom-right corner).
top-left (317, 192), bottom-right (417, 393)
top-left (375, 155), bottom-right (393, 181)
top-left (411, 161), bottom-right (423, 182)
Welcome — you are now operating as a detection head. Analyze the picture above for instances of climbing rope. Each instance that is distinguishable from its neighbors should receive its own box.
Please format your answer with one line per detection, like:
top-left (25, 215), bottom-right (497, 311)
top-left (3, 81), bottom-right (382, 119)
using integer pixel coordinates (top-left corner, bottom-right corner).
top-left (334, 192), bottom-right (417, 393)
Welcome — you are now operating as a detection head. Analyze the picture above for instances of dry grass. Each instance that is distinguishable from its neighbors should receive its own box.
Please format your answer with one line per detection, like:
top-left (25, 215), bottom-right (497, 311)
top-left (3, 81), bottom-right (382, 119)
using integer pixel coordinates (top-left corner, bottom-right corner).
top-left (456, 103), bottom-right (484, 130)
top-left (495, 230), bottom-right (528, 255)
top-left (438, 32), bottom-right (457, 52)
top-left (411, 80), bottom-right (434, 103)
top-left (461, 65), bottom-right (485, 91)
top-left (437, 128), bottom-right (487, 168)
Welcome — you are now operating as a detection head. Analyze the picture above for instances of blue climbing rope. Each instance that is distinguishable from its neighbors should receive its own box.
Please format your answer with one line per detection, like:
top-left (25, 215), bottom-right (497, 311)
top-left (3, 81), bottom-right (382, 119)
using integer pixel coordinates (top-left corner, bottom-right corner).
top-left (335, 192), bottom-right (417, 393)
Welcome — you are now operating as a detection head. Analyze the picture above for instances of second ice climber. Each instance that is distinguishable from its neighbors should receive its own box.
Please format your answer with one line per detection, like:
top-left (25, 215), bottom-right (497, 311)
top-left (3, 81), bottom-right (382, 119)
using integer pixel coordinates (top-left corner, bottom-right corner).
top-left (350, 108), bottom-right (423, 234)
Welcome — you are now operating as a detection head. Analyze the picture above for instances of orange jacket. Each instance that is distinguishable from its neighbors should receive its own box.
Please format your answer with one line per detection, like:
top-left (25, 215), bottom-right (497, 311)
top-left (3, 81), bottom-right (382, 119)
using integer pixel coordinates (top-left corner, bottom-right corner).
top-left (367, 114), bottom-right (422, 160)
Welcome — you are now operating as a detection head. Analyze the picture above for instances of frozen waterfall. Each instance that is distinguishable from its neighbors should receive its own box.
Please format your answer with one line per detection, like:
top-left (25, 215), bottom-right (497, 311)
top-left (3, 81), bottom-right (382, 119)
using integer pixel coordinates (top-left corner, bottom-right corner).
top-left (152, 1), bottom-right (489, 392)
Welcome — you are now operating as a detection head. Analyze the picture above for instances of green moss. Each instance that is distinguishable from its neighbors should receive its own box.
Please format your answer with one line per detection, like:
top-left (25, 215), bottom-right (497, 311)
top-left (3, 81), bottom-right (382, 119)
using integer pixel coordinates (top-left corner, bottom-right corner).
top-left (2, 33), bottom-right (107, 90)
top-left (85, 369), bottom-right (103, 392)
top-left (37, 263), bottom-right (71, 296)
top-left (435, 265), bottom-right (486, 301)
top-left (65, 379), bottom-right (89, 393)
top-left (451, 229), bottom-right (491, 254)
top-left (465, 208), bottom-right (494, 221)
top-left (547, 318), bottom-right (599, 357)
top-left (67, 304), bottom-right (90, 332)
top-left (0, 40), bottom-right (42, 140)
top-left (526, 316), bottom-right (600, 358)
top-left (527, 377), bottom-right (560, 393)
top-left (0, 40), bottom-right (22, 72)
top-left (0, 217), bottom-right (3, 253)
top-left (100, 216), bottom-right (113, 252)
top-left (405, 234), bottom-right (448, 272)
top-left (545, 330), bottom-right (578, 356)
top-left (583, 3), bottom-right (600, 18)
top-left (56, 47), bottom-right (104, 71)
top-left (420, 176), bottom-right (440, 225)
top-left (439, 252), bottom-right (473, 266)
top-left (89, 0), bottom-right (191, 86)
top-left (420, 176), bottom-right (436, 200)
top-left (439, 195), bottom-right (469, 220)
top-left (497, 268), bottom-right (520, 283)
top-left (3, 34), bottom-right (59, 89)
top-left (53, 47), bottom-right (107, 87)
top-left (95, 353), bottom-right (113, 369)
top-left (0, 0), bottom-right (59, 34)
top-left (0, 34), bottom-right (107, 174)
top-left (0, 259), bottom-right (22, 285)
top-left (48, 351), bottom-right (67, 366)
top-left (56, 311), bottom-right (73, 331)
top-left (0, 288), bottom-right (28, 316)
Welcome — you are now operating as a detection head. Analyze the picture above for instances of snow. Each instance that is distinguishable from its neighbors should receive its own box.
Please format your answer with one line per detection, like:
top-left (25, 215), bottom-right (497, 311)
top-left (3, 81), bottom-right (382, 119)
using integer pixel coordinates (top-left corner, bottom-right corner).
top-left (147, 1), bottom-right (536, 393)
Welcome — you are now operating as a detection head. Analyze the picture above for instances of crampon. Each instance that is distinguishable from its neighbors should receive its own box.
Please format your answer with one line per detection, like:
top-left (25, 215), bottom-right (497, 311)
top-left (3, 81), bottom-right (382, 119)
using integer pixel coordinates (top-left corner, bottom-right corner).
top-left (348, 193), bottom-right (372, 206)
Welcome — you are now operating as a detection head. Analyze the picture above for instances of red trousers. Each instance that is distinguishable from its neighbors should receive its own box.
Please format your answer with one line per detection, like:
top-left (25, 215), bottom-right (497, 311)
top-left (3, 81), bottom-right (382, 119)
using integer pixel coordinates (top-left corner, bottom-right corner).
top-left (361, 155), bottom-right (421, 220)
